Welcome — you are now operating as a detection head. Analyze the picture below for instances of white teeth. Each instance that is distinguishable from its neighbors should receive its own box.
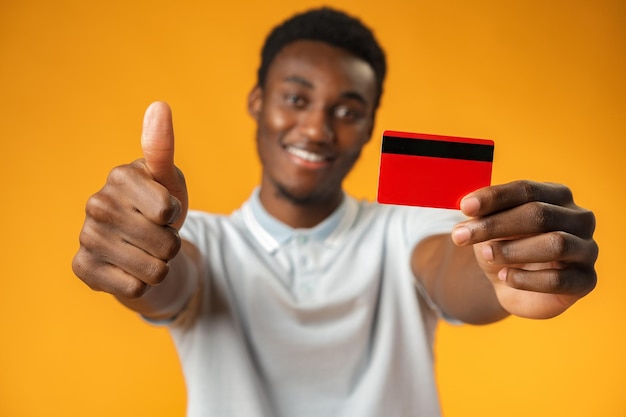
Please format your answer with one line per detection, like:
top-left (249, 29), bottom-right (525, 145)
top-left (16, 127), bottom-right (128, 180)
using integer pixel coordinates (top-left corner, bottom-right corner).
top-left (287, 146), bottom-right (326, 163)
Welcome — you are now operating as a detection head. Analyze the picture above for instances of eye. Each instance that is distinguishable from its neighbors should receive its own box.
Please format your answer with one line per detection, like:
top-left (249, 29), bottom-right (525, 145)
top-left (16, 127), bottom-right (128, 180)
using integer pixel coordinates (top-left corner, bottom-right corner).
top-left (333, 104), bottom-right (363, 121)
top-left (284, 93), bottom-right (307, 109)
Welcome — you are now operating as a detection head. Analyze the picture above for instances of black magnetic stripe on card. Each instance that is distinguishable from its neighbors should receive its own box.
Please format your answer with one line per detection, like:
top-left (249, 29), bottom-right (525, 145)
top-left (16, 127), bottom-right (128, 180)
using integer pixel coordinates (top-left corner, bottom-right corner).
top-left (382, 136), bottom-right (494, 162)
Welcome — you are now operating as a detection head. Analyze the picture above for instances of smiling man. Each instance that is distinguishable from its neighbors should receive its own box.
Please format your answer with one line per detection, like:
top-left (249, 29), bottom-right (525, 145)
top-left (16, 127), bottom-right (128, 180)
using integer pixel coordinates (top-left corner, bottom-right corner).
top-left (72, 7), bottom-right (598, 417)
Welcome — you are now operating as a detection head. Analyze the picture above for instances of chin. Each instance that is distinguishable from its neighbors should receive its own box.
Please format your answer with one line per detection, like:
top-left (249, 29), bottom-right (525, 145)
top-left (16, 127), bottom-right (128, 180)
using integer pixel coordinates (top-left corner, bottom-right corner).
top-left (275, 185), bottom-right (318, 206)
top-left (275, 182), bottom-right (338, 207)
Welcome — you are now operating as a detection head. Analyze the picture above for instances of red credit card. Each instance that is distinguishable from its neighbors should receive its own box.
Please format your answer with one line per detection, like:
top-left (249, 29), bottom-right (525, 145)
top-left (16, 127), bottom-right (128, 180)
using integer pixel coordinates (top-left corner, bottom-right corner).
top-left (377, 130), bottom-right (494, 209)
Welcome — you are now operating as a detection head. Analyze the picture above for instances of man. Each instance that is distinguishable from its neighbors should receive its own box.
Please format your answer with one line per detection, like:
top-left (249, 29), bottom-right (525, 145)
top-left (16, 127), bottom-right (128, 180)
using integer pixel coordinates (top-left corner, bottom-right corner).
top-left (72, 7), bottom-right (598, 417)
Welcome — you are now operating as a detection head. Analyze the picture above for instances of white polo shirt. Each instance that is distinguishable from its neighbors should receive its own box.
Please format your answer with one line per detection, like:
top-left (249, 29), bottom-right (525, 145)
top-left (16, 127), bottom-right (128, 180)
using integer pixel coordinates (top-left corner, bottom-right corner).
top-left (172, 189), bottom-right (464, 417)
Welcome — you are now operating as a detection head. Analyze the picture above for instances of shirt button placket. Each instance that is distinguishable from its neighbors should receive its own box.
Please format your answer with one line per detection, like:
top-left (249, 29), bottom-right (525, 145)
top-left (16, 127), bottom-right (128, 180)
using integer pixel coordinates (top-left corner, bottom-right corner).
top-left (295, 234), bottom-right (314, 298)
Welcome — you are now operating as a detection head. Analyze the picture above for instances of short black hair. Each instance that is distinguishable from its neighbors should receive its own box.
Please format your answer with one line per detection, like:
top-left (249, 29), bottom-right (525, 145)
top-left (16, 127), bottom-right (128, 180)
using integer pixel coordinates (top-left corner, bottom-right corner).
top-left (257, 7), bottom-right (387, 110)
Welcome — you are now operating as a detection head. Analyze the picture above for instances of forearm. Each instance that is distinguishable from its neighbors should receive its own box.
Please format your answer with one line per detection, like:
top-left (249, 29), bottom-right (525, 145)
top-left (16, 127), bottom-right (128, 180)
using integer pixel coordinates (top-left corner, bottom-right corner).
top-left (413, 234), bottom-right (509, 325)
top-left (116, 240), bottom-right (202, 321)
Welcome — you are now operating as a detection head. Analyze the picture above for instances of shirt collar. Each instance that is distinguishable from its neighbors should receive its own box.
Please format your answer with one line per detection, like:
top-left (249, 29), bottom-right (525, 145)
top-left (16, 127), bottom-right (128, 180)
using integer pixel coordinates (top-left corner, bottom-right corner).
top-left (241, 187), bottom-right (358, 254)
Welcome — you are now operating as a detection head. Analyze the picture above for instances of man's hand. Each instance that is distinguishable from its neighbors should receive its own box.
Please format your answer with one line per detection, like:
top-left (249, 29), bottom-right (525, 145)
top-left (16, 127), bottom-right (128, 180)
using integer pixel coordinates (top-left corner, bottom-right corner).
top-left (452, 180), bottom-right (598, 319)
top-left (72, 102), bottom-right (189, 301)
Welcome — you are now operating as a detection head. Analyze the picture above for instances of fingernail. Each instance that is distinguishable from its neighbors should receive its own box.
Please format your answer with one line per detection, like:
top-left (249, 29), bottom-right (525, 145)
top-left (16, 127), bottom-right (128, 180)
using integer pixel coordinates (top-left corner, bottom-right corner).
top-left (452, 226), bottom-right (471, 245)
top-left (482, 245), bottom-right (494, 262)
top-left (498, 268), bottom-right (508, 281)
top-left (460, 197), bottom-right (480, 216)
top-left (168, 196), bottom-right (182, 225)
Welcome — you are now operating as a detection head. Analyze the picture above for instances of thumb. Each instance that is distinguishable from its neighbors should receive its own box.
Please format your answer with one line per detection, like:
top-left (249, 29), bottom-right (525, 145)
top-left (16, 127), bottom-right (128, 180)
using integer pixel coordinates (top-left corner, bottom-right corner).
top-left (141, 101), bottom-right (188, 228)
top-left (141, 101), bottom-right (176, 182)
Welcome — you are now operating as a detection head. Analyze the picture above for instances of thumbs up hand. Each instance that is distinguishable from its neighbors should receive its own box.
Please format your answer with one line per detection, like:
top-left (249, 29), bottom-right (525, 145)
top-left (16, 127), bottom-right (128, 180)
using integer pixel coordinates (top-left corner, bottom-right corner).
top-left (73, 102), bottom-right (189, 301)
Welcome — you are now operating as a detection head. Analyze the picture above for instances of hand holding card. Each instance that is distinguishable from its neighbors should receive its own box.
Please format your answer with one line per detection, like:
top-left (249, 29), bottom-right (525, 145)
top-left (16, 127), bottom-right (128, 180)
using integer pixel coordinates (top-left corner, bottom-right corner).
top-left (377, 130), bottom-right (494, 209)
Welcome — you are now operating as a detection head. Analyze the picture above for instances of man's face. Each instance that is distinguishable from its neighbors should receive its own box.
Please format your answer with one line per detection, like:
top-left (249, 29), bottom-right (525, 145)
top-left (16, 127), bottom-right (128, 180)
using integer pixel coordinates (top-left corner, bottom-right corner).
top-left (249, 40), bottom-right (378, 206)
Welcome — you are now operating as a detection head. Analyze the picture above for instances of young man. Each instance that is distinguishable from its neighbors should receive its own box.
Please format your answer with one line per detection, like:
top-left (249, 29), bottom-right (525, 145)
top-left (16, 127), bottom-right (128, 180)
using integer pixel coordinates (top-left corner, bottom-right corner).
top-left (72, 7), bottom-right (598, 417)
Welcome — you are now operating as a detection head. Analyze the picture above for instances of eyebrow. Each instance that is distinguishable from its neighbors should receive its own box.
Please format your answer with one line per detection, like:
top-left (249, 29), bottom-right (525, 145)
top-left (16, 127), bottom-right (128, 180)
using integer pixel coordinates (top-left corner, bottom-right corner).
top-left (282, 75), bottom-right (368, 105)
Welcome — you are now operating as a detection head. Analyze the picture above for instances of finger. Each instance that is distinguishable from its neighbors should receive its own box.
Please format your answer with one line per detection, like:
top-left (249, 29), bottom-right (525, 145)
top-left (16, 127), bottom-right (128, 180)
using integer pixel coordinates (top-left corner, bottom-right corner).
top-left (84, 189), bottom-right (182, 263)
top-left (460, 180), bottom-right (574, 217)
top-left (101, 240), bottom-right (171, 287)
top-left (139, 101), bottom-right (188, 229)
top-left (83, 193), bottom-right (182, 261)
top-left (104, 163), bottom-right (182, 226)
top-left (485, 232), bottom-right (599, 266)
top-left (78, 217), bottom-right (174, 285)
top-left (116, 217), bottom-right (181, 264)
top-left (141, 101), bottom-right (176, 184)
top-left (73, 249), bottom-right (150, 299)
top-left (499, 266), bottom-right (597, 296)
top-left (453, 201), bottom-right (596, 245)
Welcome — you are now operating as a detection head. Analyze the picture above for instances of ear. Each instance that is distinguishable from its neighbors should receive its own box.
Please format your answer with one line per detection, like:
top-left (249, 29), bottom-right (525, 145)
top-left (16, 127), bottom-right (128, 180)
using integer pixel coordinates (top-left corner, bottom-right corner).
top-left (248, 85), bottom-right (263, 121)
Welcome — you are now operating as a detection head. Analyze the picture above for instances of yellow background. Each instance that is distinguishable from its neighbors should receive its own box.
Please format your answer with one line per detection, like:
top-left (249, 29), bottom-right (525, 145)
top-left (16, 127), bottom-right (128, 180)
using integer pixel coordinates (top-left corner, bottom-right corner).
top-left (1, 0), bottom-right (624, 415)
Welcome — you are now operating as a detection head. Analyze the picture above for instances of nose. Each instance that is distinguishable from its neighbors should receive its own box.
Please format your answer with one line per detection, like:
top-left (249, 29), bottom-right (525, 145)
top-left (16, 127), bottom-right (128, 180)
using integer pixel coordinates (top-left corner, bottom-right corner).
top-left (299, 108), bottom-right (334, 143)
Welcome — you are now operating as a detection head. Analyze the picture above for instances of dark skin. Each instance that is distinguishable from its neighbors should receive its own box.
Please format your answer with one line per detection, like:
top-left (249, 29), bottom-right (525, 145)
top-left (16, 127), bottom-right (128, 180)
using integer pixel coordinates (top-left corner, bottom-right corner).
top-left (72, 40), bottom-right (598, 324)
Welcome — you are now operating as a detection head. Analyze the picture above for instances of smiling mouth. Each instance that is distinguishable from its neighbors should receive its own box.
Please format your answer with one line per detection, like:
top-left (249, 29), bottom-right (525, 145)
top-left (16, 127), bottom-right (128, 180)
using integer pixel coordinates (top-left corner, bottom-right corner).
top-left (286, 146), bottom-right (329, 163)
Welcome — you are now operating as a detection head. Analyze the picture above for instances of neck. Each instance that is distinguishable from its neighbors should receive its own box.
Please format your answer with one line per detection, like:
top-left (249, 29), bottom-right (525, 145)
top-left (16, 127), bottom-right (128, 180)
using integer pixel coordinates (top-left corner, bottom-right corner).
top-left (258, 185), bottom-right (343, 229)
